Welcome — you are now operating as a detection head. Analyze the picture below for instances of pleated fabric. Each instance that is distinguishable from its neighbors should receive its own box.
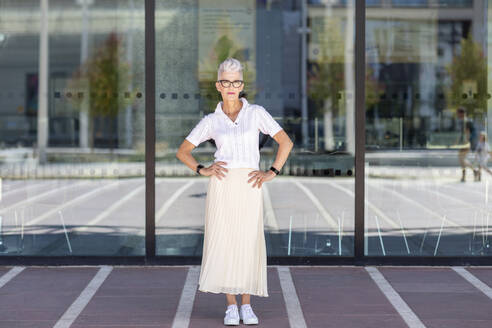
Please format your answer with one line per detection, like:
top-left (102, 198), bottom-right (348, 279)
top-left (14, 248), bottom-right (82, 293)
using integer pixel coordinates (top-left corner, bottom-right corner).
top-left (198, 167), bottom-right (269, 297)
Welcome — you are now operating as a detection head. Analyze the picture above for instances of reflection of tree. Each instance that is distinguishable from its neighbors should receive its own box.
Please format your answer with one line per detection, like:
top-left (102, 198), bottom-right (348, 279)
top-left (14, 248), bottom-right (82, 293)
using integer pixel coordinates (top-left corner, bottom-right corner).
top-left (199, 32), bottom-right (256, 113)
top-left (68, 31), bottom-right (137, 150)
top-left (308, 18), bottom-right (381, 151)
top-left (446, 35), bottom-right (487, 117)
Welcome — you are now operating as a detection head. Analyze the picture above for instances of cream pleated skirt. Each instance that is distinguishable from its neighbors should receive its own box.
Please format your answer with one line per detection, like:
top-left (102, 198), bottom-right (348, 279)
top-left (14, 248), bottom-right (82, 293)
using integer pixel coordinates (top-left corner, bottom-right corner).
top-left (198, 167), bottom-right (269, 297)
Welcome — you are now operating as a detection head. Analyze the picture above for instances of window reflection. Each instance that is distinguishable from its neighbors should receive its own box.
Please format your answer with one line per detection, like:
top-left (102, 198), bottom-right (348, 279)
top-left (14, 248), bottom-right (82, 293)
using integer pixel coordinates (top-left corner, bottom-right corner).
top-left (365, 0), bottom-right (492, 256)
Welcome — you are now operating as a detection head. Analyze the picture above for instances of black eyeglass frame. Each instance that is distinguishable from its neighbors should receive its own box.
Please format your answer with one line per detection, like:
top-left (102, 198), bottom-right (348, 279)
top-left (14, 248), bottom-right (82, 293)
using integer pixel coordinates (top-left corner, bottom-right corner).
top-left (217, 79), bottom-right (244, 88)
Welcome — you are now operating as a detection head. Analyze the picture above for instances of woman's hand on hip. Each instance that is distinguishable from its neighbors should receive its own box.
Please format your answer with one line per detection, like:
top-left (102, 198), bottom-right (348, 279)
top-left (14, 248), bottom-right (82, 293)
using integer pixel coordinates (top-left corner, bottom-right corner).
top-left (247, 170), bottom-right (276, 188)
top-left (200, 161), bottom-right (228, 180)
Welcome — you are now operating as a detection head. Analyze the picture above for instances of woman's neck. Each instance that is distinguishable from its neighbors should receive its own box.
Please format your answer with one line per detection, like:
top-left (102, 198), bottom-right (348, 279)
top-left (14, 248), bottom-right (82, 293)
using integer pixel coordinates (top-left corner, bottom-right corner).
top-left (222, 99), bottom-right (242, 115)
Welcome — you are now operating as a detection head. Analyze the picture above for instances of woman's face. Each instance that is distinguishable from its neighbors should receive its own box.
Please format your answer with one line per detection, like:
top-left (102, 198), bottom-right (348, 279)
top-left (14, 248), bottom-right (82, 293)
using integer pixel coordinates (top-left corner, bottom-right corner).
top-left (216, 70), bottom-right (244, 101)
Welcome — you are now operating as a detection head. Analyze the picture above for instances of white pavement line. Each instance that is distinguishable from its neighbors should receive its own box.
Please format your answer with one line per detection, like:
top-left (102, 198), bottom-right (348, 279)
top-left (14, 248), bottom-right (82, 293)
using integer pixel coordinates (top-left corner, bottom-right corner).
top-left (0, 266), bottom-right (25, 289)
top-left (277, 266), bottom-right (307, 328)
top-left (452, 267), bottom-right (492, 300)
top-left (327, 181), bottom-right (400, 229)
top-left (27, 181), bottom-right (120, 226)
top-left (75, 184), bottom-right (145, 233)
top-left (426, 188), bottom-right (491, 219)
top-left (292, 181), bottom-right (338, 230)
top-left (0, 180), bottom-right (91, 215)
top-left (368, 182), bottom-right (467, 233)
top-left (53, 265), bottom-right (113, 328)
top-left (2, 180), bottom-right (56, 198)
top-left (262, 184), bottom-right (279, 231)
top-left (172, 266), bottom-right (200, 328)
top-left (156, 181), bottom-right (194, 225)
top-left (365, 267), bottom-right (426, 328)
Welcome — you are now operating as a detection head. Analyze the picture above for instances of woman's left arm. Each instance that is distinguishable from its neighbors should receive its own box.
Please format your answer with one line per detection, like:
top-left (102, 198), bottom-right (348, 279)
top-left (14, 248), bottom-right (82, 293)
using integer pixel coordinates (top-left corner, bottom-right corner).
top-left (248, 129), bottom-right (294, 188)
top-left (270, 129), bottom-right (294, 172)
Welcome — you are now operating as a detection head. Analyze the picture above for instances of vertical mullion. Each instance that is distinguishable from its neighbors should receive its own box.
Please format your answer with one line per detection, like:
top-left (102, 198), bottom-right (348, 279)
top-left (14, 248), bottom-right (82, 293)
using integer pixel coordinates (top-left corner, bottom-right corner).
top-left (354, 0), bottom-right (366, 262)
top-left (145, 0), bottom-right (156, 261)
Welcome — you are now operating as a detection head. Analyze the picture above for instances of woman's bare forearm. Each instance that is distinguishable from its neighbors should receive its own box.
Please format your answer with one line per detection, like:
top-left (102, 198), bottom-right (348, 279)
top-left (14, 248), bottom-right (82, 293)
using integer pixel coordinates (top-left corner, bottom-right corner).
top-left (271, 141), bottom-right (293, 171)
top-left (176, 150), bottom-right (200, 173)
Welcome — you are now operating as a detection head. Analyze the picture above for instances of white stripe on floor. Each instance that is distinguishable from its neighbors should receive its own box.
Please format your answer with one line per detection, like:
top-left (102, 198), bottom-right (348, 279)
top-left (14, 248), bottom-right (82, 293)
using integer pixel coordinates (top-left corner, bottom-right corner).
top-left (0, 266), bottom-right (25, 288)
top-left (53, 265), bottom-right (113, 328)
top-left (365, 267), bottom-right (426, 328)
top-left (452, 266), bottom-right (492, 300)
top-left (277, 266), bottom-right (307, 328)
top-left (171, 266), bottom-right (200, 328)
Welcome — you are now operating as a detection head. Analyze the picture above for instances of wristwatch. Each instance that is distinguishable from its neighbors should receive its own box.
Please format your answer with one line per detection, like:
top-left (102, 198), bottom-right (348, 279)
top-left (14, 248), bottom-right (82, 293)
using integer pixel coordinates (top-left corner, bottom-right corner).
top-left (196, 164), bottom-right (205, 175)
top-left (269, 166), bottom-right (280, 175)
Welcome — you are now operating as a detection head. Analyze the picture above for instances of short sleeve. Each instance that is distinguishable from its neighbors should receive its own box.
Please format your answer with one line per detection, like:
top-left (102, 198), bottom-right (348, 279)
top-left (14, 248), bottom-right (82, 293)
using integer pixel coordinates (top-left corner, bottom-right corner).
top-left (256, 106), bottom-right (283, 137)
top-left (185, 115), bottom-right (212, 147)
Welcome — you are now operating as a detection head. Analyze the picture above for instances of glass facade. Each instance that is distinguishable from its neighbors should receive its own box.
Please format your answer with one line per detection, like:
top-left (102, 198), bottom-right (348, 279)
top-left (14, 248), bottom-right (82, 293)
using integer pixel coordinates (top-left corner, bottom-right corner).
top-left (0, 0), bottom-right (146, 256)
top-left (365, 0), bottom-right (492, 256)
top-left (0, 0), bottom-right (490, 261)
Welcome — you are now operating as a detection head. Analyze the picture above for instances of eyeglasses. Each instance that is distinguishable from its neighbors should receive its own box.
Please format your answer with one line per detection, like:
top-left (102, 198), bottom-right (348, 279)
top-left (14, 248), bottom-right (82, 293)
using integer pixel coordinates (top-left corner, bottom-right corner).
top-left (217, 80), bottom-right (244, 88)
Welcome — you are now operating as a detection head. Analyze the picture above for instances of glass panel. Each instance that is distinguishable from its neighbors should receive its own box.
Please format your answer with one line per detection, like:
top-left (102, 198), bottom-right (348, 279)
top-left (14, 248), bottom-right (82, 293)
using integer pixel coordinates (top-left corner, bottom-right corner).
top-left (365, 0), bottom-right (491, 256)
top-left (156, 0), bottom-right (355, 257)
top-left (0, 0), bottom-right (145, 256)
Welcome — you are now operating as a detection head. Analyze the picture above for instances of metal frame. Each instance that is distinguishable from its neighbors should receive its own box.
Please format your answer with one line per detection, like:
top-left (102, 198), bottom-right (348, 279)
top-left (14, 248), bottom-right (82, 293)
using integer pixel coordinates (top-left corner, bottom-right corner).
top-left (1, 0), bottom-right (491, 266)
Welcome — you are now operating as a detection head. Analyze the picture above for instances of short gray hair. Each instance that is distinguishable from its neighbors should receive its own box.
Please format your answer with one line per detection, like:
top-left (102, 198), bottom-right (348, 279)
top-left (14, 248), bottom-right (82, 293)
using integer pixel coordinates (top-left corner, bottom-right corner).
top-left (217, 58), bottom-right (244, 80)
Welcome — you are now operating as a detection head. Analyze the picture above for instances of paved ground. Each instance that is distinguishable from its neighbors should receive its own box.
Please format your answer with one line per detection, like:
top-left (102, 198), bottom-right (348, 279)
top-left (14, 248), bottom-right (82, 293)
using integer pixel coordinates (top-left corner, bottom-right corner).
top-left (0, 265), bottom-right (491, 327)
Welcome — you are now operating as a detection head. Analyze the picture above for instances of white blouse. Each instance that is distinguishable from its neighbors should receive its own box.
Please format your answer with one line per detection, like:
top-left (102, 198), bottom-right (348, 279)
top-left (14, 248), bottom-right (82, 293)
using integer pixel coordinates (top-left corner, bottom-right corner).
top-left (185, 97), bottom-right (283, 170)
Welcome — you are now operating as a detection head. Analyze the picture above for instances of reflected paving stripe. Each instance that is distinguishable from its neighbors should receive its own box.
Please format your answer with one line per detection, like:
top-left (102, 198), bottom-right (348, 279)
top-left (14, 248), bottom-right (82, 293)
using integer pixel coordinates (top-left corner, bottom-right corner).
top-left (0, 266), bottom-right (25, 289)
top-left (452, 267), bottom-right (492, 300)
top-left (1, 180), bottom-right (57, 198)
top-left (74, 183), bottom-right (147, 233)
top-left (26, 180), bottom-right (121, 226)
top-left (172, 266), bottom-right (200, 328)
top-left (0, 180), bottom-right (92, 215)
top-left (366, 267), bottom-right (426, 328)
top-left (156, 181), bottom-right (194, 225)
top-left (367, 181), bottom-right (467, 233)
top-left (291, 180), bottom-right (339, 230)
top-left (277, 266), bottom-right (307, 328)
top-left (53, 266), bottom-right (113, 328)
top-left (326, 180), bottom-right (400, 229)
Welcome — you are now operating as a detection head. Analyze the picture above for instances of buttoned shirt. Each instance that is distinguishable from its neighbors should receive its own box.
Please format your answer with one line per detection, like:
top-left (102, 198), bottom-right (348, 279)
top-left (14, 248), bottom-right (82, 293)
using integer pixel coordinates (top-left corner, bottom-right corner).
top-left (185, 97), bottom-right (283, 170)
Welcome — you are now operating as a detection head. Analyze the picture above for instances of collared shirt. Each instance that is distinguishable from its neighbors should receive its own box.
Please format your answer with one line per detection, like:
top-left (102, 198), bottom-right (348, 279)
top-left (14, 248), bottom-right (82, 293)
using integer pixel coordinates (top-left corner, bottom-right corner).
top-left (185, 97), bottom-right (283, 170)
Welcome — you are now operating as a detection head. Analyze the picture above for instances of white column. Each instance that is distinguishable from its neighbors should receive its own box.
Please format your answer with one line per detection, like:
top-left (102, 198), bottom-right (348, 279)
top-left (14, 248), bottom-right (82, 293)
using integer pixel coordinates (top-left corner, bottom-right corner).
top-left (37, 0), bottom-right (49, 164)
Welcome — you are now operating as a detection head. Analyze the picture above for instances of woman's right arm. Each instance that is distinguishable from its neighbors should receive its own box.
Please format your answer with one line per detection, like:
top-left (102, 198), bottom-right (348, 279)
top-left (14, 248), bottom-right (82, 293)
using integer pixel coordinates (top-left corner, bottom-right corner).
top-left (175, 140), bottom-right (228, 179)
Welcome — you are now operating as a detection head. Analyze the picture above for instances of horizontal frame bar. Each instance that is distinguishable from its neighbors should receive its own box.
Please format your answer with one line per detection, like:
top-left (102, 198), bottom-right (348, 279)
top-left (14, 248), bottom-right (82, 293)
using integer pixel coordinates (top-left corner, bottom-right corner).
top-left (1, 256), bottom-right (491, 266)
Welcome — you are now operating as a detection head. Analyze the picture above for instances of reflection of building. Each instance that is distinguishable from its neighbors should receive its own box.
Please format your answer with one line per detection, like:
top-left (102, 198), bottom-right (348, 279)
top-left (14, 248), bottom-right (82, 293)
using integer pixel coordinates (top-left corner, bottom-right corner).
top-left (364, 0), bottom-right (487, 150)
top-left (0, 1), bottom-right (145, 149)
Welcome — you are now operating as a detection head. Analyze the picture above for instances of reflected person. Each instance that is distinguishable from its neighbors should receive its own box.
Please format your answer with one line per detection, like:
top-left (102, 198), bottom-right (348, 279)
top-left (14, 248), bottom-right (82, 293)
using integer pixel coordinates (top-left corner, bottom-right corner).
top-left (456, 107), bottom-right (478, 182)
top-left (473, 131), bottom-right (492, 181)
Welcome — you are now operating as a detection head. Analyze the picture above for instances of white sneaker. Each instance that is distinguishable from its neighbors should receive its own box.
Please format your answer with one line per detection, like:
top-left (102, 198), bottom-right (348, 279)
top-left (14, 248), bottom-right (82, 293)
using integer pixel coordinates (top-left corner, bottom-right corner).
top-left (224, 304), bottom-right (240, 326)
top-left (240, 304), bottom-right (259, 325)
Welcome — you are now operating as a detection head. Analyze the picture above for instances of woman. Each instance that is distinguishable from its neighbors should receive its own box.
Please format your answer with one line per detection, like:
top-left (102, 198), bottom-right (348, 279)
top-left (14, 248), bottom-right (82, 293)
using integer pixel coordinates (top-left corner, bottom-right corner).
top-left (176, 57), bottom-right (293, 326)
